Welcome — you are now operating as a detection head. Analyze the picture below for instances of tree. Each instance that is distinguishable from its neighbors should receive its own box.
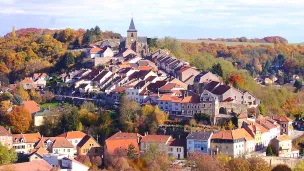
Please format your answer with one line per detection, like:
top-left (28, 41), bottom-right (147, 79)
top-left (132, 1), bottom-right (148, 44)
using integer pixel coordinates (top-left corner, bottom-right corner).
top-left (0, 143), bottom-right (17, 166)
top-left (143, 143), bottom-right (161, 163)
top-left (271, 164), bottom-right (291, 171)
top-left (41, 91), bottom-right (54, 103)
top-left (247, 157), bottom-right (271, 171)
top-left (127, 143), bottom-right (136, 160)
top-left (154, 106), bottom-right (168, 125)
top-left (60, 110), bottom-right (80, 133)
top-left (63, 52), bottom-right (75, 68)
top-left (260, 103), bottom-right (266, 116)
top-left (80, 101), bottom-right (96, 112)
top-left (295, 160), bottom-right (304, 171)
top-left (228, 74), bottom-right (244, 88)
top-left (266, 145), bottom-right (274, 156)
top-left (211, 63), bottom-right (223, 77)
top-left (29, 89), bottom-right (41, 103)
top-left (119, 94), bottom-right (141, 132)
top-left (6, 106), bottom-right (32, 133)
top-left (227, 120), bottom-right (234, 130)
top-left (225, 158), bottom-right (250, 171)
top-left (294, 80), bottom-right (302, 92)
top-left (11, 95), bottom-right (23, 106)
top-left (188, 152), bottom-right (224, 171)
top-left (15, 84), bottom-right (30, 101)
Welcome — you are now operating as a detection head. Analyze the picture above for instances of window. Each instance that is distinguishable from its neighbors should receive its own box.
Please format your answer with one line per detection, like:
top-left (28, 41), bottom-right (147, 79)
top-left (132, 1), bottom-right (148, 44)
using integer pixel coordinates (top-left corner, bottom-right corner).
top-left (75, 140), bottom-right (78, 143)
top-left (68, 149), bottom-right (70, 152)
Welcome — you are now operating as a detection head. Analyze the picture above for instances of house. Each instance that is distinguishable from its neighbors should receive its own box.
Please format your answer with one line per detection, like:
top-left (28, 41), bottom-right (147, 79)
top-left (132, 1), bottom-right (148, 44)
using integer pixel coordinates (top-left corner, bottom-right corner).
top-left (271, 134), bottom-right (299, 158)
top-left (0, 126), bottom-right (13, 149)
top-left (176, 67), bottom-right (200, 82)
top-left (23, 100), bottom-right (41, 114)
top-left (257, 117), bottom-right (281, 143)
top-left (0, 160), bottom-right (52, 171)
top-left (192, 72), bottom-right (220, 94)
top-left (13, 132), bottom-right (41, 154)
top-left (210, 130), bottom-right (249, 157)
top-left (168, 138), bottom-right (185, 159)
top-left (78, 83), bottom-right (93, 94)
top-left (28, 147), bottom-right (49, 161)
top-left (242, 121), bottom-right (267, 150)
top-left (186, 132), bottom-right (213, 155)
top-left (57, 131), bottom-right (87, 154)
top-left (32, 73), bottom-right (47, 89)
top-left (76, 135), bottom-right (102, 157)
top-left (90, 48), bottom-right (103, 58)
top-left (44, 154), bottom-right (89, 171)
top-left (35, 137), bottom-right (74, 158)
top-left (104, 132), bottom-right (141, 157)
top-left (20, 77), bottom-right (36, 90)
top-left (272, 116), bottom-right (293, 135)
top-left (33, 109), bottom-right (59, 127)
top-left (140, 135), bottom-right (171, 153)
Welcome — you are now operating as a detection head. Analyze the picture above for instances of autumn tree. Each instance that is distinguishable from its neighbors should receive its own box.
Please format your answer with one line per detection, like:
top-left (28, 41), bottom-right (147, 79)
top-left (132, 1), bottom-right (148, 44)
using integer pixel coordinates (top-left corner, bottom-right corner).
top-left (29, 89), bottom-right (42, 103)
top-left (247, 157), bottom-right (271, 171)
top-left (119, 94), bottom-right (141, 132)
top-left (295, 160), bottom-right (304, 171)
top-left (0, 143), bottom-right (17, 166)
top-left (11, 26), bottom-right (16, 39)
top-left (188, 152), bottom-right (224, 171)
top-left (15, 84), bottom-right (30, 101)
top-left (225, 158), bottom-right (250, 171)
top-left (6, 106), bottom-right (32, 133)
top-left (228, 74), bottom-right (244, 88)
top-left (41, 91), bottom-right (55, 103)
top-left (271, 164), bottom-right (291, 171)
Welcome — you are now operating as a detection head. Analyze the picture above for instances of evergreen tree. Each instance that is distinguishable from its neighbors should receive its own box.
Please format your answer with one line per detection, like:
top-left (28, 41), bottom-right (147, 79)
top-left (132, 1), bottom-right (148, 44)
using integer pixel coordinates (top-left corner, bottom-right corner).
top-left (266, 145), bottom-right (273, 156)
top-left (211, 63), bottom-right (223, 77)
top-left (127, 143), bottom-right (136, 160)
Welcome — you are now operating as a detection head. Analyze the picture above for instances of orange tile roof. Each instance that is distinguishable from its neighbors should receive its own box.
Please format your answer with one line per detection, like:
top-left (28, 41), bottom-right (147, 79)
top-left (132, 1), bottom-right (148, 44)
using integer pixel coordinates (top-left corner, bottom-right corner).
top-left (23, 101), bottom-right (40, 114)
top-left (273, 116), bottom-right (292, 122)
top-left (0, 160), bottom-right (52, 171)
top-left (245, 120), bottom-right (268, 133)
top-left (90, 48), bottom-right (103, 54)
top-left (141, 135), bottom-right (171, 143)
top-left (57, 131), bottom-right (87, 139)
top-left (181, 96), bottom-right (192, 103)
top-left (277, 134), bottom-right (291, 141)
top-left (159, 83), bottom-right (180, 91)
top-left (158, 94), bottom-right (174, 101)
top-left (212, 129), bottom-right (253, 140)
top-left (29, 147), bottom-right (48, 158)
top-left (21, 77), bottom-right (34, 83)
top-left (13, 132), bottom-right (41, 143)
top-left (239, 128), bottom-right (254, 141)
top-left (139, 66), bottom-right (151, 71)
top-left (212, 130), bottom-right (233, 140)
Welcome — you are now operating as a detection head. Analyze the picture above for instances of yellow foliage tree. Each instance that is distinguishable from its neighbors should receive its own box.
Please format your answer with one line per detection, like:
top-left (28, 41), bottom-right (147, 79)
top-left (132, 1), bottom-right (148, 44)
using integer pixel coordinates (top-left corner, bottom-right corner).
top-left (15, 84), bottom-right (30, 101)
top-left (6, 106), bottom-right (32, 133)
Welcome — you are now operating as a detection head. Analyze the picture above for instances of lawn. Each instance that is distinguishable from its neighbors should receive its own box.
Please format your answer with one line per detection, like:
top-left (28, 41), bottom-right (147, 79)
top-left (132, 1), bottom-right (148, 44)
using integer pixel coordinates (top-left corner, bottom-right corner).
top-left (40, 101), bottom-right (61, 109)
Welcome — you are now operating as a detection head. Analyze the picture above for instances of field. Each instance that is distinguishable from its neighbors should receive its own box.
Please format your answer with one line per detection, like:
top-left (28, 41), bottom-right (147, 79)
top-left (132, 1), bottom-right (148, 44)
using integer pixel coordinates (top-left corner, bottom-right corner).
top-left (176, 39), bottom-right (274, 46)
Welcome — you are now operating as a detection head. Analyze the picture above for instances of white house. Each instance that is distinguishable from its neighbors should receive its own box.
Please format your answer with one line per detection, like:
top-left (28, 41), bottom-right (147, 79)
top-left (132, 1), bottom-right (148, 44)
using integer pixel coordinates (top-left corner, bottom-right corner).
top-left (61, 157), bottom-right (89, 171)
top-left (90, 48), bottom-right (103, 58)
top-left (57, 131), bottom-right (87, 154)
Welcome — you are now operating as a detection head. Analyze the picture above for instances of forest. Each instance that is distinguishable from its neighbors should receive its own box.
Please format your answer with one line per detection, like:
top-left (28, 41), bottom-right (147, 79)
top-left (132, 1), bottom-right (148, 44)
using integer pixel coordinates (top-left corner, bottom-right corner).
top-left (0, 27), bottom-right (120, 82)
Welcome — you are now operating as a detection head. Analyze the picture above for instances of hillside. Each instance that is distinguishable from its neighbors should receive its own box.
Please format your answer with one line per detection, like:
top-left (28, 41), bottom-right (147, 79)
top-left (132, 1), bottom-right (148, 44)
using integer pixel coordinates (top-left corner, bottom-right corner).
top-left (176, 39), bottom-right (274, 46)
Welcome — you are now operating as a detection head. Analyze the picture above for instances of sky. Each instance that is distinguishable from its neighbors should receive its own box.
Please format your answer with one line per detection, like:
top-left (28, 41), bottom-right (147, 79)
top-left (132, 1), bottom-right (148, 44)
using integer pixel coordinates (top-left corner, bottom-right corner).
top-left (0, 0), bottom-right (304, 43)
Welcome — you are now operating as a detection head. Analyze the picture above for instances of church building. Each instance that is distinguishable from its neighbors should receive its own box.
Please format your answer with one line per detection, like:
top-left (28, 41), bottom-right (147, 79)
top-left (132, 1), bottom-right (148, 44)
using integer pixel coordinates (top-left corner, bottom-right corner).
top-left (119, 18), bottom-right (148, 57)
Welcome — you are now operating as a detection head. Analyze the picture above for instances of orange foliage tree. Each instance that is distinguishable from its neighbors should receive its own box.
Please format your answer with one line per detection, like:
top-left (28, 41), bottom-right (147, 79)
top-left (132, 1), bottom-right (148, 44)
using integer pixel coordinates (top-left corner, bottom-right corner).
top-left (228, 74), bottom-right (245, 88)
top-left (6, 106), bottom-right (32, 133)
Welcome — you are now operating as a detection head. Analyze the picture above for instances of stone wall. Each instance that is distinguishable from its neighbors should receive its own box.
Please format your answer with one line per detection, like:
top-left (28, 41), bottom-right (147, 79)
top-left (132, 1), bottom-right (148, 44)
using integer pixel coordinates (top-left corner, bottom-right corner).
top-left (260, 156), bottom-right (302, 168)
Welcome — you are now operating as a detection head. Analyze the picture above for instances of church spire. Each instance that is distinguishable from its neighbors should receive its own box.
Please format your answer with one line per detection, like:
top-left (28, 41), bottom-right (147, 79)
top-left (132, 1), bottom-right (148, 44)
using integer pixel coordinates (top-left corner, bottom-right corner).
top-left (128, 18), bottom-right (137, 32)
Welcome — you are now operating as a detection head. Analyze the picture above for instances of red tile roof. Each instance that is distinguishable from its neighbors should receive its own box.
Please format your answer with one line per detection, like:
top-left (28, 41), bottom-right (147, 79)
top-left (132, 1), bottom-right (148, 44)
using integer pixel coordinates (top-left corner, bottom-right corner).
top-left (23, 101), bottom-right (40, 114)
top-left (113, 86), bottom-right (126, 93)
top-left (272, 116), bottom-right (292, 122)
top-left (141, 135), bottom-right (171, 143)
top-left (159, 83), bottom-right (181, 91)
top-left (139, 66), bottom-right (151, 71)
top-left (21, 77), bottom-right (34, 83)
top-left (0, 160), bottom-right (52, 171)
top-left (13, 132), bottom-right (41, 143)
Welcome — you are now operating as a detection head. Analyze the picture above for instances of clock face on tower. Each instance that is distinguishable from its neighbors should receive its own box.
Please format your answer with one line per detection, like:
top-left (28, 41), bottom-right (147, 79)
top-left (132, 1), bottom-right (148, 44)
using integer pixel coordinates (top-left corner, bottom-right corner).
top-left (131, 39), bottom-right (133, 42)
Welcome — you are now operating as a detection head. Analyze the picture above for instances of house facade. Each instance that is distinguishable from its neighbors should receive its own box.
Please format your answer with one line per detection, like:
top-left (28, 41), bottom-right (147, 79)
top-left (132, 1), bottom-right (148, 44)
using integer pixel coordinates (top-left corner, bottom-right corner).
top-left (77, 135), bottom-right (102, 156)
top-left (186, 132), bottom-right (213, 154)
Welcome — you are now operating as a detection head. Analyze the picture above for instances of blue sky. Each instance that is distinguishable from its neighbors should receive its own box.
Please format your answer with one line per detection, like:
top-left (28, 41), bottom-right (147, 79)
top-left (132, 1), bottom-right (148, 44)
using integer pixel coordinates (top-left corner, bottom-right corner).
top-left (1, 0), bottom-right (304, 43)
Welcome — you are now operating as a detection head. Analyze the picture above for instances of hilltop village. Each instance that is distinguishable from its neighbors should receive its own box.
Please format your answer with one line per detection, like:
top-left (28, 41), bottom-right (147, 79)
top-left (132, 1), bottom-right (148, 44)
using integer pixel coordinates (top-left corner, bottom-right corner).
top-left (0, 18), bottom-right (303, 171)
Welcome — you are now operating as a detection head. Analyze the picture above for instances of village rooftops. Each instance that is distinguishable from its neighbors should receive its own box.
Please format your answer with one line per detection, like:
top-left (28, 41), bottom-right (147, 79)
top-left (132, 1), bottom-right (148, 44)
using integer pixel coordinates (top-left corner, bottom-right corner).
top-left (159, 83), bottom-right (181, 92)
top-left (92, 70), bottom-right (109, 81)
top-left (112, 86), bottom-right (126, 93)
top-left (272, 116), bottom-right (292, 122)
top-left (211, 130), bottom-right (249, 140)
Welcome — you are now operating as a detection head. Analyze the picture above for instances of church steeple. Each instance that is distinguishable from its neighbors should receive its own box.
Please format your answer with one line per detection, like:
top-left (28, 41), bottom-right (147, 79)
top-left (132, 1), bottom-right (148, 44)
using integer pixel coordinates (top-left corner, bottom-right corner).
top-left (128, 18), bottom-right (137, 32)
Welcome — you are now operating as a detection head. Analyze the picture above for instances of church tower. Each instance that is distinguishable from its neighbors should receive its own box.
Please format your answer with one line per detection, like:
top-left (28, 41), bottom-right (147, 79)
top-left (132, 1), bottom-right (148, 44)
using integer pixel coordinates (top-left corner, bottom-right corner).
top-left (125, 18), bottom-right (138, 51)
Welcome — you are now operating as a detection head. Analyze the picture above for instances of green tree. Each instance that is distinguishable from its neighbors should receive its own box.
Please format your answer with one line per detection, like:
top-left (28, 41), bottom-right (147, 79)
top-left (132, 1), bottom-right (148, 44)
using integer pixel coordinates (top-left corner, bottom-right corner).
top-left (60, 110), bottom-right (80, 133)
top-left (266, 145), bottom-right (273, 156)
top-left (63, 52), bottom-right (75, 68)
top-left (0, 143), bottom-right (17, 165)
top-left (127, 143), bottom-right (136, 160)
top-left (294, 80), bottom-right (302, 92)
top-left (260, 103), bottom-right (266, 116)
top-left (119, 94), bottom-right (141, 132)
top-left (211, 63), bottom-right (223, 77)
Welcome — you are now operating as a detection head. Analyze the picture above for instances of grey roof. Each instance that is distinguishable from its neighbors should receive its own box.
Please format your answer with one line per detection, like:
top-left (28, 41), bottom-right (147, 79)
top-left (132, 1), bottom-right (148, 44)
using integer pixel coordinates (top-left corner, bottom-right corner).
top-left (128, 18), bottom-right (137, 32)
top-left (34, 109), bottom-right (58, 117)
top-left (138, 37), bottom-right (147, 43)
top-left (186, 132), bottom-right (213, 140)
